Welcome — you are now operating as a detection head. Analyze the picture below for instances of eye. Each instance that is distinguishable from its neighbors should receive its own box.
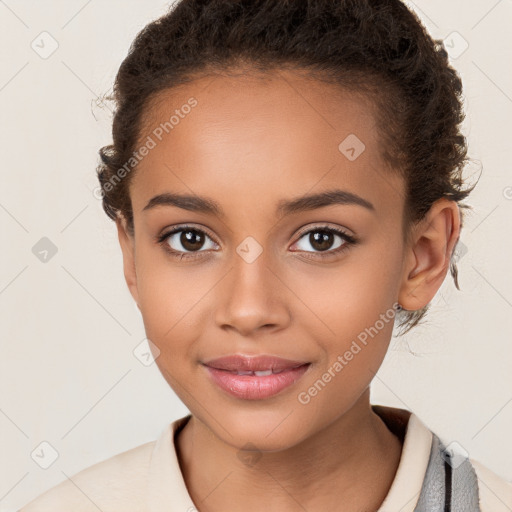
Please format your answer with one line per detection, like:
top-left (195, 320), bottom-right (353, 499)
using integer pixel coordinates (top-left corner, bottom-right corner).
top-left (156, 224), bottom-right (357, 262)
top-left (291, 225), bottom-right (357, 258)
top-left (156, 224), bottom-right (219, 260)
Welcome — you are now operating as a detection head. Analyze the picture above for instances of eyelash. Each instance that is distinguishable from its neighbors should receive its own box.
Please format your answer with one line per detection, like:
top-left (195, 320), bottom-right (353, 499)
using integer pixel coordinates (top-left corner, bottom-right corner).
top-left (155, 224), bottom-right (357, 261)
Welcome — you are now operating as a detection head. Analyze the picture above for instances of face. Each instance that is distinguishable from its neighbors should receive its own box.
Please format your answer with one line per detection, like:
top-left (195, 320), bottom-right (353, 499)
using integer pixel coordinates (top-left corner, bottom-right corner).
top-left (118, 68), bottom-right (410, 450)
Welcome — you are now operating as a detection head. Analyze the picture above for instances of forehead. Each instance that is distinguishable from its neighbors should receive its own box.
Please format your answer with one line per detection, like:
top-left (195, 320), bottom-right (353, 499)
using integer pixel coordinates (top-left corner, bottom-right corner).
top-left (130, 69), bottom-right (403, 218)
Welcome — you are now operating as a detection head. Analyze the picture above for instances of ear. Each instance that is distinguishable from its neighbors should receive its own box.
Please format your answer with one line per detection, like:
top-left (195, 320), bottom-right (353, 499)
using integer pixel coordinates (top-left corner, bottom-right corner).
top-left (398, 198), bottom-right (461, 311)
top-left (116, 215), bottom-right (140, 309)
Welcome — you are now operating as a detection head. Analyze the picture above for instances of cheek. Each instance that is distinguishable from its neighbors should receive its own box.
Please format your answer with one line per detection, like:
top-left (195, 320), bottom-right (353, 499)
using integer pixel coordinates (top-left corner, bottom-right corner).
top-left (293, 237), bottom-right (403, 380)
top-left (295, 274), bottom-right (398, 414)
top-left (295, 242), bottom-right (402, 332)
top-left (136, 269), bottom-right (201, 392)
top-left (134, 250), bottom-right (207, 356)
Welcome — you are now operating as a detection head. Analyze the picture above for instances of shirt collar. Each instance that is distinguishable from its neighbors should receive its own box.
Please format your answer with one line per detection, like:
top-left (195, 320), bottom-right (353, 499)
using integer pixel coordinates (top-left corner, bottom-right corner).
top-left (147, 406), bottom-right (432, 512)
top-left (374, 405), bottom-right (433, 512)
top-left (147, 414), bottom-right (195, 512)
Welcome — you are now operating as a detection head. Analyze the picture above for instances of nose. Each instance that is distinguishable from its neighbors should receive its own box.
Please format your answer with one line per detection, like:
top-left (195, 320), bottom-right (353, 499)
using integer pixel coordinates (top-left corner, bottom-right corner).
top-left (214, 248), bottom-right (291, 337)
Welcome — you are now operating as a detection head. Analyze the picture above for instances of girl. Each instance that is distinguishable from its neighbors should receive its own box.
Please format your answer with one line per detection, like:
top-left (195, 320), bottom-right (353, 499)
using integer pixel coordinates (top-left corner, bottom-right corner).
top-left (20, 0), bottom-right (512, 511)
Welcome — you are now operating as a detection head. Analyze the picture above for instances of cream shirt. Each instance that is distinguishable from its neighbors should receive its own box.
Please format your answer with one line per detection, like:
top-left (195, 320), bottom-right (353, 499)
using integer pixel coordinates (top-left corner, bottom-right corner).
top-left (19, 407), bottom-right (512, 511)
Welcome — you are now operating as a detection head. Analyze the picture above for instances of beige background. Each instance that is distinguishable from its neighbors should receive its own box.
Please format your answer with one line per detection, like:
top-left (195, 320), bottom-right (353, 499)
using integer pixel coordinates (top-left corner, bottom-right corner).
top-left (0, 0), bottom-right (511, 509)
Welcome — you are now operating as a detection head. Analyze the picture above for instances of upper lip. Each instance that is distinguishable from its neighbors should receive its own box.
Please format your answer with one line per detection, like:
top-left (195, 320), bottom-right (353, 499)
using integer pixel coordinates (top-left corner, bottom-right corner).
top-left (202, 354), bottom-right (310, 372)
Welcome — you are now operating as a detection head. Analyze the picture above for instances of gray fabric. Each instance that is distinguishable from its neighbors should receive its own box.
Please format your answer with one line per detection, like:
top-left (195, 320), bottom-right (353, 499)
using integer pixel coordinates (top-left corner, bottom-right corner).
top-left (414, 434), bottom-right (481, 511)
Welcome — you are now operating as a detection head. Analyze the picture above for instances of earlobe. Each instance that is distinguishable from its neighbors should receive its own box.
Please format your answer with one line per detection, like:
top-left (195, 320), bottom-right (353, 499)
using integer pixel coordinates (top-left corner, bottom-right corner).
top-left (398, 199), bottom-right (461, 311)
top-left (116, 216), bottom-right (140, 307)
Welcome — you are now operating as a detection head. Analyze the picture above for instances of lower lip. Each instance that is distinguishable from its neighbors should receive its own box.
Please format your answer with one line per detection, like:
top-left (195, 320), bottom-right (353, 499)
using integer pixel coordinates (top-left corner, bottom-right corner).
top-left (204, 364), bottom-right (311, 400)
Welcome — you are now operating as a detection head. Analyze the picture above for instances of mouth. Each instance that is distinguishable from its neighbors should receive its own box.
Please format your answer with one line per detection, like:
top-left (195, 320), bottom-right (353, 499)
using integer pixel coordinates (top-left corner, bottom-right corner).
top-left (202, 355), bottom-right (311, 400)
top-left (202, 354), bottom-right (310, 372)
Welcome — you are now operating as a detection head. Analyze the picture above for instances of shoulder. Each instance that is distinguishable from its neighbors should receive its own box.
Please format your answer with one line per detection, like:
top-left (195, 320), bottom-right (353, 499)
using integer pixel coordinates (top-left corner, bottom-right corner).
top-left (471, 458), bottom-right (512, 512)
top-left (19, 439), bottom-right (156, 512)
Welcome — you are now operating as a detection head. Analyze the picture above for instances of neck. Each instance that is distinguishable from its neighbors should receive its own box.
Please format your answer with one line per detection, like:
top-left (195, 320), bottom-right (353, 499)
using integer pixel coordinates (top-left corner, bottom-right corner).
top-left (176, 390), bottom-right (404, 512)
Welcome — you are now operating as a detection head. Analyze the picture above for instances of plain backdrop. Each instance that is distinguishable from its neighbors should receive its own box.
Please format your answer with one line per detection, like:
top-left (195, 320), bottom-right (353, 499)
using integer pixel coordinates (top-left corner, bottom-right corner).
top-left (0, 0), bottom-right (511, 509)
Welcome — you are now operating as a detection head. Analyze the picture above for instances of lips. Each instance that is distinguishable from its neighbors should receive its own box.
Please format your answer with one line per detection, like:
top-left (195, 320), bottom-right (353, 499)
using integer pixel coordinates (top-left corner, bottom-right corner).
top-left (202, 354), bottom-right (309, 373)
top-left (202, 355), bottom-right (312, 400)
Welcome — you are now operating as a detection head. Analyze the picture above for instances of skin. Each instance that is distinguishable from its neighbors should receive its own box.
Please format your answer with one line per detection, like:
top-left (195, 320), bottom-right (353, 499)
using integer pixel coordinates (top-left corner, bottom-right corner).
top-left (116, 68), bottom-right (461, 512)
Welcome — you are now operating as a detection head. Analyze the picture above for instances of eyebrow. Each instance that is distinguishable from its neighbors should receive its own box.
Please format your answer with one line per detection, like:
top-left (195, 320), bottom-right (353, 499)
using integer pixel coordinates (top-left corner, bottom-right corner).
top-left (142, 189), bottom-right (375, 217)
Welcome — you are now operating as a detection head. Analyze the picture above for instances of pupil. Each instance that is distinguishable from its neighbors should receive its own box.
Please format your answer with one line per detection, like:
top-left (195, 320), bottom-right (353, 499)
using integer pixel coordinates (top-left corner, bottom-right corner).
top-left (181, 230), bottom-right (204, 251)
top-left (310, 230), bottom-right (333, 251)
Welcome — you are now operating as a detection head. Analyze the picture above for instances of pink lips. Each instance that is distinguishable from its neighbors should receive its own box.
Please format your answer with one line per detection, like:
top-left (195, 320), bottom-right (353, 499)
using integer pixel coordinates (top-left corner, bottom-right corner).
top-left (202, 354), bottom-right (311, 400)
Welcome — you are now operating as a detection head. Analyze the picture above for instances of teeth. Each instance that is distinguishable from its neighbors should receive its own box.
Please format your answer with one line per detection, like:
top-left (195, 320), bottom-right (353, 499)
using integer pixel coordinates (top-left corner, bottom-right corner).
top-left (254, 370), bottom-right (272, 376)
top-left (234, 369), bottom-right (274, 376)
top-left (231, 366), bottom-right (305, 376)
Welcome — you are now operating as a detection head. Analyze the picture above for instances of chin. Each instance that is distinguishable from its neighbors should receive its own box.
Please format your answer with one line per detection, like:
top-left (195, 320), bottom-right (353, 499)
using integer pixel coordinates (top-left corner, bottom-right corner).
top-left (207, 405), bottom-right (312, 452)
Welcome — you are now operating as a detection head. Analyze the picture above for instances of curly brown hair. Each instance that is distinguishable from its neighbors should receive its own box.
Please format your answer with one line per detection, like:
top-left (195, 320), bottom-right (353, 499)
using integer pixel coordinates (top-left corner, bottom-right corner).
top-left (96, 0), bottom-right (477, 334)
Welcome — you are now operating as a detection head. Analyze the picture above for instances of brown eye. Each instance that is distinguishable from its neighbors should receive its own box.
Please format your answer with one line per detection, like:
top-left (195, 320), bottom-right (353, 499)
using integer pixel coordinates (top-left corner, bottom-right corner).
top-left (308, 230), bottom-right (336, 252)
top-left (291, 225), bottom-right (357, 257)
top-left (158, 225), bottom-right (219, 258)
top-left (177, 229), bottom-right (206, 251)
